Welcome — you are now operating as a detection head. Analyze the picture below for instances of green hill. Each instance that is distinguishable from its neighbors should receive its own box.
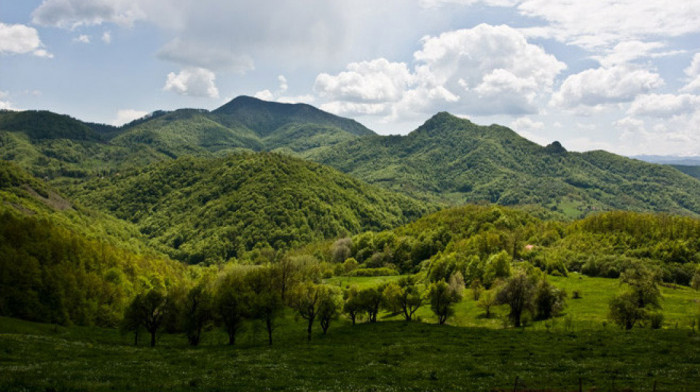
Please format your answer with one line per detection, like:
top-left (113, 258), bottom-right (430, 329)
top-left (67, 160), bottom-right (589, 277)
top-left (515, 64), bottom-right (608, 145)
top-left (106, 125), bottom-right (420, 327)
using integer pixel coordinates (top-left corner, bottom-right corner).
top-left (310, 112), bottom-right (700, 217)
top-left (672, 164), bottom-right (700, 180)
top-left (66, 152), bottom-right (432, 263)
top-left (212, 95), bottom-right (374, 137)
top-left (0, 161), bottom-right (187, 326)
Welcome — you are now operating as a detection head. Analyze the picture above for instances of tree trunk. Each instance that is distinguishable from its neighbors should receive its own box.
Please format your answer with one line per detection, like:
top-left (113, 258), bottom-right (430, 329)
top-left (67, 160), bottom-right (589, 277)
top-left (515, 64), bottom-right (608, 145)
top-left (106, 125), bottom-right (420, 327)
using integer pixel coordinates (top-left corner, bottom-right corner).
top-left (134, 330), bottom-right (138, 346)
top-left (266, 319), bottom-right (273, 346)
top-left (150, 330), bottom-right (156, 347)
top-left (228, 332), bottom-right (236, 345)
top-left (307, 317), bottom-right (314, 341)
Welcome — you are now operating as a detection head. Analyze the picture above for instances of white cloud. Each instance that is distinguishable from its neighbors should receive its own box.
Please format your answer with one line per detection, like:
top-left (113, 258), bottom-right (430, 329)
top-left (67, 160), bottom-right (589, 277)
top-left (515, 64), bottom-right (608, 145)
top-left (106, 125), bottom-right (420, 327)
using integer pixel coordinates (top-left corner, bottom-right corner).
top-left (255, 75), bottom-right (314, 104)
top-left (102, 31), bottom-right (112, 44)
top-left (681, 53), bottom-right (700, 93)
top-left (593, 41), bottom-right (680, 67)
top-left (315, 58), bottom-right (414, 103)
top-left (0, 23), bottom-right (52, 58)
top-left (316, 24), bottom-right (565, 120)
top-left (628, 94), bottom-right (700, 118)
top-left (157, 38), bottom-right (254, 73)
top-left (31, 0), bottom-right (145, 28)
top-left (516, 0), bottom-right (700, 49)
top-left (414, 24), bottom-right (565, 115)
top-left (510, 116), bottom-right (544, 131)
top-left (74, 34), bottom-right (90, 44)
top-left (0, 91), bottom-right (15, 110)
top-left (163, 68), bottom-right (219, 98)
top-left (551, 65), bottom-right (664, 110)
top-left (112, 109), bottom-right (148, 126)
top-left (419, 0), bottom-right (519, 7)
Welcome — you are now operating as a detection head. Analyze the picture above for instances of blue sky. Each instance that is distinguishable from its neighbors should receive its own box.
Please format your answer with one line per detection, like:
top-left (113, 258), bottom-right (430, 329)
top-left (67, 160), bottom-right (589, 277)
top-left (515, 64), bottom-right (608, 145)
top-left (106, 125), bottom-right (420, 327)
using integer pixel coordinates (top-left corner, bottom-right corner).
top-left (1, 0), bottom-right (700, 156)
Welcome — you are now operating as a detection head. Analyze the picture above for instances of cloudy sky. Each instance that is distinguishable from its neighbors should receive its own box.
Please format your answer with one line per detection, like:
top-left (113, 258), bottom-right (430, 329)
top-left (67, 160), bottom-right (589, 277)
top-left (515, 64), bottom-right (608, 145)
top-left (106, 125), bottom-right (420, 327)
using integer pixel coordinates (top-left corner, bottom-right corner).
top-left (2, 0), bottom-right (700, 156)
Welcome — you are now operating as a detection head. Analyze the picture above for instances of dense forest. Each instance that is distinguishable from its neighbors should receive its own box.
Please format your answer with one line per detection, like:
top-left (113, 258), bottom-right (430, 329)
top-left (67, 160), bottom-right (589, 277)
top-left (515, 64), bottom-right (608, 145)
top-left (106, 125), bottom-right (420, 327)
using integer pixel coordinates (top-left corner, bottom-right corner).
top-left (66, 152), bottom-right (432, 263)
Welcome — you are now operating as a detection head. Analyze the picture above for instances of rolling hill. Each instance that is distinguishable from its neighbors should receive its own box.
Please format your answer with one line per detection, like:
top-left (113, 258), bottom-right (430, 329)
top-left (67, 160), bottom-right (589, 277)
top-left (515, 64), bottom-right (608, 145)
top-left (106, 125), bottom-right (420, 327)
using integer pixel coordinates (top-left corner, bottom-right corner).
top-left (67, 152), bottom-right (432, 263)
top-left (310, 112), bottom-right (700, 217)
top-left (2, 99), bottom-right (700, 220)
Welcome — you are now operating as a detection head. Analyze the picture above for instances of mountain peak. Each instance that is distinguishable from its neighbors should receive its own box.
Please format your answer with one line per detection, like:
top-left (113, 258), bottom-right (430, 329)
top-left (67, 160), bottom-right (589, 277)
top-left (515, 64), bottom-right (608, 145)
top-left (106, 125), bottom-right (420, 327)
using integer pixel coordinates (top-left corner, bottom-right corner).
top-left (213, 95), bottom-right (374, 137)
top-left (544, 141), bottom-right (567, 154)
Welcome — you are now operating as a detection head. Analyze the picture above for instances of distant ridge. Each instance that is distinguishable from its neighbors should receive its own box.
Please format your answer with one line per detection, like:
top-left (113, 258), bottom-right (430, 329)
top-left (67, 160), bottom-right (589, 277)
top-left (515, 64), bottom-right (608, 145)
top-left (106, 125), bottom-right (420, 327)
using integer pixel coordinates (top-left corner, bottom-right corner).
top-left (213, 95), bottom-right (375, 137)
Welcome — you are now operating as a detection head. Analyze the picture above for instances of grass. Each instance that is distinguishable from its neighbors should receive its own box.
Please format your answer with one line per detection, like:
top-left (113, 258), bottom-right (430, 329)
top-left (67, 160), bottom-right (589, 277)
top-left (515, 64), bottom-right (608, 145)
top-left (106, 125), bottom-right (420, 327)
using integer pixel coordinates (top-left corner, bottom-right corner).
top-left (1, 316), bottom-right (699, 391)
top-left (1, 274), bottom-right (699, 391)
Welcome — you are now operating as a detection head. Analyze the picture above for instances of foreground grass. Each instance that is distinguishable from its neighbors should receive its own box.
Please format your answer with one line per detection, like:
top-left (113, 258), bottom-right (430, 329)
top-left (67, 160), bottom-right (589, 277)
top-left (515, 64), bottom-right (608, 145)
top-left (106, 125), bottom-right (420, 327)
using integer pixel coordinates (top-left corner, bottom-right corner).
top-left (1, 315), bottom-right (699, 392)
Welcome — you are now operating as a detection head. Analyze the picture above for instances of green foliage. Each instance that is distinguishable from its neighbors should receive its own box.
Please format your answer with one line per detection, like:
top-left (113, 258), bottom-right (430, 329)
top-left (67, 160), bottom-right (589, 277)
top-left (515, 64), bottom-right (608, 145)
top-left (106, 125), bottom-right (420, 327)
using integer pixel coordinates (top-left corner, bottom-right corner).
top-left (68, 153), bottom-right (431, 263)
top-left (311, 112), bottom-right (700, 217)
top-left (427, 279), bottom-right (462, 324)
top-left (495, 272), bottom-right (537, 327)
top-left (608, 264), bottom-right (663, 330)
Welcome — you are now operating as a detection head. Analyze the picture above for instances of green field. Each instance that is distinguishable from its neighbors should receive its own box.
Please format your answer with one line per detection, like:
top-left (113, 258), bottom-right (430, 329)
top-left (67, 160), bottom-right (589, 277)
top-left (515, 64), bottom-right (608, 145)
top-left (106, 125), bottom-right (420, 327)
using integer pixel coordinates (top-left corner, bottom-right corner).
top-left (2, 274), bottom-right (699, 392)
top-left (331, 273), bottom-right (700, 330)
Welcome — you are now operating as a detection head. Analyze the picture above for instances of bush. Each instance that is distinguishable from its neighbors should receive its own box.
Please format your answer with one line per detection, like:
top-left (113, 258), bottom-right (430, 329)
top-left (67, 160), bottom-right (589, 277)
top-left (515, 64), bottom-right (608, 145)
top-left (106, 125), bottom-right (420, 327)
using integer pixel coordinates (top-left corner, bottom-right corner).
top-left (649, 312), bottom-right (664, 329)
top-left (347, 267), bottom-right (399, 277)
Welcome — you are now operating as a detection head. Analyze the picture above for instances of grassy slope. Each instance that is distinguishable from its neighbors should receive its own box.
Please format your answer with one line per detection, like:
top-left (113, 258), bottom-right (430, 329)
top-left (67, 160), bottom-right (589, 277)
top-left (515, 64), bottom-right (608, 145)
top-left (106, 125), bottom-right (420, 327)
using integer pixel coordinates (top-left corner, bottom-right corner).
top-left (329, 273), bottom-right (700, 330)
top-left (1, 300), bottom-right (698, 392)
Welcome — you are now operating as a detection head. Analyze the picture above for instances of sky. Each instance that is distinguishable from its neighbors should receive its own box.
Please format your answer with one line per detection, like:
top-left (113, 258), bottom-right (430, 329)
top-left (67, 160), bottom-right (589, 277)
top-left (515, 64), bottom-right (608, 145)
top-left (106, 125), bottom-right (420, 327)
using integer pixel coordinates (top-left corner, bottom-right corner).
top-left (1, 0), bottom-right (700, 156)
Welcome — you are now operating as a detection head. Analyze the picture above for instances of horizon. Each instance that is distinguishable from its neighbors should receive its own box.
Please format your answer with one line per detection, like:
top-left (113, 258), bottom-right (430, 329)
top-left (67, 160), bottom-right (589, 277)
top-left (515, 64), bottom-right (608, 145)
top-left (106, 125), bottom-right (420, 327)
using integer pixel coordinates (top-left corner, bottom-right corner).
top-left (2, 1), bottom-right (700, 156)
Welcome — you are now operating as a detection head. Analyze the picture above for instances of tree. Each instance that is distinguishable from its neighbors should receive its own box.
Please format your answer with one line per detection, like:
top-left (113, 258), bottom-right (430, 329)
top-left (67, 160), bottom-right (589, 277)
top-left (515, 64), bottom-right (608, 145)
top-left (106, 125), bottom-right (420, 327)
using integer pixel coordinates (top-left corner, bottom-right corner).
top-left (357, 286), bottom-right (384, 323)
top-left (182, 283), bottom-right (213, 346)
top-left (609, 292), bottom-right (646, 330)
top-left (331, 237), bottom-right (353, 263)
top-left (495, 272), bottom-right (536, 327)
top-left (122, 289), bottom-right (168, 347)
top-left (214, 272), bottom-right (250, 345)
top-left (470, 279), bottom-right (484, 301)
top-left (318, 286), bottom-right (342, 335)
top-left (608, 264), bottom-right (662, 330)
top-left (428, 279), bottom-right (462, 325)
top-left (477, 290), bottom-right (497, 318)
top-left (533, 279), bottom-right (566, 320)
top-left (290, 282), bottom-right (322, 341)
top-left (342, 286), bottom-right (362, 325)
top-left (483, 251), bottom-right (512, 287)
top-left (245, 267), bottom-right (284, 345)
top-left (120, 295), bottom-right (144, 346)
top-left (383, 277), bottom-right (423, 321)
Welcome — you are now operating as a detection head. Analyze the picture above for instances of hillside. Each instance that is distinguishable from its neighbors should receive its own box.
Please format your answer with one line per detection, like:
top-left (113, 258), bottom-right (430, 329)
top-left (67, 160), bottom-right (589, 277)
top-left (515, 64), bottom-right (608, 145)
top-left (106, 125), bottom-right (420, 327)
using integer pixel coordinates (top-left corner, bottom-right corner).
top-left (310, 112), bottom-right (700, 217)
top-left (0, 161), bottom-right (187, 325)
top-left (0, 97), bottom-right (376, 181)
top-left (67, 152), bottom-right (432, 263)
top-left (673, 165), bottom-right (700, 180)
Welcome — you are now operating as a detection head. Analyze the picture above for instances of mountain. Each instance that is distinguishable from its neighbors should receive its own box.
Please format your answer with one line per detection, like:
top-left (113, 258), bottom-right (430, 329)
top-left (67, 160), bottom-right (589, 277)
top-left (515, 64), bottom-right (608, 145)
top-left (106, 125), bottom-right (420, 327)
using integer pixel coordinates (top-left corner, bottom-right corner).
top-left (66, 152), bottom-right (432, 264)
top-left (672, 165), bottom-right (700, 180)
top-left (310, 112), bottom-right (700, 217)
top-left (0, 97), bottom-right (376, 181)
top-left (0, 161), bottom-right (187, 325)
top-left (632, 155), bottom-right (700, 166)
top-left (3, 101), bottom-right (700, 219)
top-left (212, 95), bottom-right (374, 137)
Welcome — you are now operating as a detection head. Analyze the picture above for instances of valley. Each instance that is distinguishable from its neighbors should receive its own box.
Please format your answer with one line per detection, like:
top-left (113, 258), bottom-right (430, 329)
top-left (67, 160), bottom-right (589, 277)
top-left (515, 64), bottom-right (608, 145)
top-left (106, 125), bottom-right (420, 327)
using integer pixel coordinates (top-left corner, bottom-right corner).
top-left (1, 97), bottom-right (699, 391)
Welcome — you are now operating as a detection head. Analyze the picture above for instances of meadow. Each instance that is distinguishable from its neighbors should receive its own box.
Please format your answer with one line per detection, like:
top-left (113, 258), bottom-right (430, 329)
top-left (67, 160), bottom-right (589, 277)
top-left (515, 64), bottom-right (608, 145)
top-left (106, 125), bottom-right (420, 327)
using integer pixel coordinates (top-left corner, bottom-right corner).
top-left (2, 274), bottom-right (698, 392)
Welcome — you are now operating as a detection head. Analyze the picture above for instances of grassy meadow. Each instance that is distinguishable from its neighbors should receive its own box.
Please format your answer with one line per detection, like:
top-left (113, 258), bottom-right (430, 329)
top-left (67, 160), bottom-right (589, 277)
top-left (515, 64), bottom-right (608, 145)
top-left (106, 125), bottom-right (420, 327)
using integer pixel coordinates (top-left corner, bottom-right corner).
top-left (2, 274), bottom-right (699, 392)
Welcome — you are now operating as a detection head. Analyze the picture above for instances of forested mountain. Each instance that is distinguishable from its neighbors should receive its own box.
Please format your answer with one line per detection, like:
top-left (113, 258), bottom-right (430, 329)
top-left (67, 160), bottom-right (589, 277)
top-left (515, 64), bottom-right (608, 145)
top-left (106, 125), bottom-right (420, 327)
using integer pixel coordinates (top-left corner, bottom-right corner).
top-left (3, 100), bottom-right (700, 220)
top-left (672, 165), bottom-right (700, 180)
top-left (67, 152), bottom-right (432, 263)
top-left (311, 112), bottom-right (700, 217)
top-left (0, 161), bottom-right (187, 325)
